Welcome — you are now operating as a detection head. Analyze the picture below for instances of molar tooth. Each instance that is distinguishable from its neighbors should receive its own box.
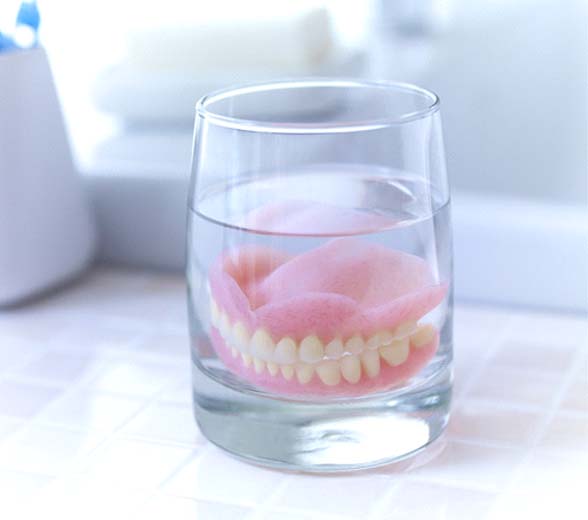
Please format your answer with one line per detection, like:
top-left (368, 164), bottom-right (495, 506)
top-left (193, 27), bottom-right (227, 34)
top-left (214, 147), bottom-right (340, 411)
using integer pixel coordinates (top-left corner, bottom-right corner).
top-left (295, 365), bottom-right (314, 384)
top-left (340, 356), bottom-right (361, 383)
top-left (345, 335), bottom-right (364, 355)
top-left (411, 324), bottom-right (436, 348)
top-left (394, 321), bottom-right (418, 338)
top-left (325, 338), bottom-right (344, 359)
top-left (380, 338), bottom-right (409, 366)
top-left (253, 358), bottom-right (266, 374)
top-left (361, 350), bottom-right (381, 378)
top-left (274, 337), bottom-right (298, 364)
top-left (250, 328), bottom-right (275, 361)
top-left (232, 322), bottom-right (250, 352)
top-left (267, 362), bottom-right (279, 376)
top-left (280, 365), bottom-right (294, 380)
top-left (240, 353), bottom-right (252, 367)
top-left (299, 336), bottom-right (324, 363)
top-left (316, 361), bottom-right (341, 386)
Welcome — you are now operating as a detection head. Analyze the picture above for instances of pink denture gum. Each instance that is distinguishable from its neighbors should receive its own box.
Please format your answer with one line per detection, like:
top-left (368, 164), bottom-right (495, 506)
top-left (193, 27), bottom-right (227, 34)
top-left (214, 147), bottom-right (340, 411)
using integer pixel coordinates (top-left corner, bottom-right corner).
top-left (208, 201), bottom-right (447, 397)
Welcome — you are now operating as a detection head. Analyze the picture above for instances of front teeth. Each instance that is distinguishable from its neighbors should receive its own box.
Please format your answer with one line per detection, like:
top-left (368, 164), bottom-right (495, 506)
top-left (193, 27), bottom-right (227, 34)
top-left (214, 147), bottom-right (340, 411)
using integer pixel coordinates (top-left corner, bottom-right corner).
top-left (299, 335), bottom-right (324, 363)
top-left (340, 355), bottom-right (361, 383)
top-left (345, 335), bottom-right (364, 355)
top-left (325, 338), bottom-right (344, 359)
top-left (296, 365), bottom-right (314, 384)
top-left (280, 365), bottom-right (295, 380)
top-left (275, 337), bottom-right (298, 364)
top-left (316, 361), bottom-right (341, 386)
top-left (360, 350), bottom-right (381, 379)
top-left (211, 298), bottom-right (437, 386)
top-left (250, 329), bottom-right (274, 360)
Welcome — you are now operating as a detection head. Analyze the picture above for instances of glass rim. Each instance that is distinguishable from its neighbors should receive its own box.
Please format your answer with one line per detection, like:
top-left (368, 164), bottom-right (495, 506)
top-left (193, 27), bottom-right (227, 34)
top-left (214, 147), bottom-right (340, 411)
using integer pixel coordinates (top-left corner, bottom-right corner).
top-left (195, 78), bottom-right (440, 134)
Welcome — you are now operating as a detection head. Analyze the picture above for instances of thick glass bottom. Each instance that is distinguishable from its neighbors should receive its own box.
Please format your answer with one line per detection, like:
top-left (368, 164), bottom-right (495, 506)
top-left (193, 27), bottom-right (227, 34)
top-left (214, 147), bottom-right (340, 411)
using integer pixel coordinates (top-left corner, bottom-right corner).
top-left (192, 363), bottom-right (452, 473)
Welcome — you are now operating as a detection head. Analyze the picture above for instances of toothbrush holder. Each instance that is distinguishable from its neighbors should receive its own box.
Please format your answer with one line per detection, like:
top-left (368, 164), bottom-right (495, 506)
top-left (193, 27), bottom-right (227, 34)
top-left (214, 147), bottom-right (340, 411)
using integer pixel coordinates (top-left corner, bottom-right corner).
top-left (0, 47), bottom-right (96, 305)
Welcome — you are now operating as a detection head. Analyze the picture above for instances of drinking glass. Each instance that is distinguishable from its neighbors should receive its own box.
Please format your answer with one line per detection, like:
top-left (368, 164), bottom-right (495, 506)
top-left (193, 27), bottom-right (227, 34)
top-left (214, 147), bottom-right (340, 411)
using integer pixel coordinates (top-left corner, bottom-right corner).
top-left (187, 79), bottom-right (452, 471)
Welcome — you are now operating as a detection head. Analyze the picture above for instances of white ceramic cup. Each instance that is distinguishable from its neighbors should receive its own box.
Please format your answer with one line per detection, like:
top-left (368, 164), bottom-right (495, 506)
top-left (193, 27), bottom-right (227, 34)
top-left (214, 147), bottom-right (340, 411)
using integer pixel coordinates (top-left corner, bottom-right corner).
top-left (0, 47), bottom-right (95, 305)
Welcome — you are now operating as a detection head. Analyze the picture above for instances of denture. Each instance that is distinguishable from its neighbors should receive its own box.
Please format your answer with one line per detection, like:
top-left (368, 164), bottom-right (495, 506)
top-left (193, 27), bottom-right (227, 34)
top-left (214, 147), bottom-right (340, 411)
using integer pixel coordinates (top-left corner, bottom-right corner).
top-left (208, 236), bottom-right (447, 397)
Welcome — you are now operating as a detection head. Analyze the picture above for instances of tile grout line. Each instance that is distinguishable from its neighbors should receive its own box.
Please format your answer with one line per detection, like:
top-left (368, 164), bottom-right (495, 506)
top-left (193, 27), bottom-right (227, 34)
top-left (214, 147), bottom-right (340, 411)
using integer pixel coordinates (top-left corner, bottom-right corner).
top-left (64, 364), bottom-right (199, 484)
top-left (452, 314), bottom-right (518, 408)
top-left (0, 323), bottom-right (199, 488)
top-left (497, 342), bottom-right (587, 499)
top-left (248, 474), bottom-right (294, 518)
top-left (449, 395), bottom-right (563, 415)
top-left (369, 314), bottom-right (526, 518)
top-left (156, 447), bottom-right (208, 494)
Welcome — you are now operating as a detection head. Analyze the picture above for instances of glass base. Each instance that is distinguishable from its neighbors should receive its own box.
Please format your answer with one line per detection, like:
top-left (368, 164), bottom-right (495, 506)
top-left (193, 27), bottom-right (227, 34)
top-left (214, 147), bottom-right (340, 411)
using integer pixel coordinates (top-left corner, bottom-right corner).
top-left (192, 364), bottom-right (452, 473)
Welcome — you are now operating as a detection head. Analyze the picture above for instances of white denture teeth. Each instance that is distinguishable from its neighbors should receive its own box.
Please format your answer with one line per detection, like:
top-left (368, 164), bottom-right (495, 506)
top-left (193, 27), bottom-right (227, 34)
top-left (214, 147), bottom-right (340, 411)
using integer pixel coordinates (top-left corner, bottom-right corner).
top-left (253, 358), bottom-right (266, 374)
top-left (345, 335), bottom-right (364, 355)
top-left (219, 312), bottom-right (231, 337)
top-left (274, 337), bottom-right (297, 364)
top-left (340, 355), bottom-right (361, 383)
top-left (367, 330), bottom-right (396, 349)
top-left (250, 329), bottom-right (275, 361)
top-left (210, 298), bottom-right (220, 326)
top-left (316, 361), bottom-right (341, 386)
top-left (280, 365), bottom-right (295, 380)
top-left (211, 298), bottom-right (437, 386)
top-left (366, 332), bottom-right (383, 350)
top-left (394, 321), bottom-right (418, 338)
top-left (299, 335), bottom-right (324, 363)
top-left (325, 338), bottom-right (344, 359)
top-left (232, 322), bottom-right (250, 352)
top-left (240, 352), bottom-right (252, 367)
top-left (361, 350), bottom-right (381, 378)
top-left (379, 338), bottom-right (409, 366)
top-left (411, 324), bottom-right (436, 348)
top-left (295, 364), bottom-right (314, 384)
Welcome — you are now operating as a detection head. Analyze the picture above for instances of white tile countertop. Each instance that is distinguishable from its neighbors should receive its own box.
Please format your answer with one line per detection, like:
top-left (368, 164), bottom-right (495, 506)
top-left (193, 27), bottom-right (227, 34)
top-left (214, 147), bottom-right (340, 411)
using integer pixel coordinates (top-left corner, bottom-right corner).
top-left (0, 268), bottom-right (586, 520)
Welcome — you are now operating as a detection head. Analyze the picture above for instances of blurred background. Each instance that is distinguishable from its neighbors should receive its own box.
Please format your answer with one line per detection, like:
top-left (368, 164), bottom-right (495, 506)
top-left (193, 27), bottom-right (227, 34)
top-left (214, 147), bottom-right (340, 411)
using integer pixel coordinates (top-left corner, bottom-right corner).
top-left (1, 0), bottom-right (586, 311)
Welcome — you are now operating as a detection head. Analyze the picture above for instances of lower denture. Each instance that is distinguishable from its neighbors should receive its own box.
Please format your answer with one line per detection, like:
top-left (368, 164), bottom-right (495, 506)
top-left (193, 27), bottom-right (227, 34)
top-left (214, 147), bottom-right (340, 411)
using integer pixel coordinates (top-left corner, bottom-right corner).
top-left (208, 236), bottom-right (447, 397)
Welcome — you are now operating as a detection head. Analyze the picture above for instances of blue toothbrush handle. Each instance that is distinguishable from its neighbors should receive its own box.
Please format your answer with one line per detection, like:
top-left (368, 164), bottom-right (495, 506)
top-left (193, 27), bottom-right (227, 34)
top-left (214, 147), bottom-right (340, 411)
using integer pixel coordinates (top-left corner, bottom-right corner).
top-left (17, 1), bottom-right (40, 32)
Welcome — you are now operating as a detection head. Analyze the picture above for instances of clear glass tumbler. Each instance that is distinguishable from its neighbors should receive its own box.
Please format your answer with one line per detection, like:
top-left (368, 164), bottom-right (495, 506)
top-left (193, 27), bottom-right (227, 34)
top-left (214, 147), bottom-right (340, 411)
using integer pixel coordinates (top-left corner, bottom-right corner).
top-left (187, 79), bottom-right (452, 472)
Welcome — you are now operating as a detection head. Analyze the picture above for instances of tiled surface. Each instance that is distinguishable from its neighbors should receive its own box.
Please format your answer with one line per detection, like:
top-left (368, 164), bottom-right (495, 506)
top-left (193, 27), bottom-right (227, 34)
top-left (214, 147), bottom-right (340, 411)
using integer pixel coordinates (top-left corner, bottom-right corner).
top-left (81, 437), bottom-right (195, 489)
top-left (0, 267), bottom-right (586, 520)
top-left (376, 481), bottom-right (496, 520)
top-left (163, 448), bottom-right (285, 506)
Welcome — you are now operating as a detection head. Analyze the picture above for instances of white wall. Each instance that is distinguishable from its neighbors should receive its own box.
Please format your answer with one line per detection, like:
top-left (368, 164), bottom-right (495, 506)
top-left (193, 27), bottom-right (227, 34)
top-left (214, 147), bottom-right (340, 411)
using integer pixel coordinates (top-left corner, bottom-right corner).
top-left (372, 0), bottom-right (587, 206)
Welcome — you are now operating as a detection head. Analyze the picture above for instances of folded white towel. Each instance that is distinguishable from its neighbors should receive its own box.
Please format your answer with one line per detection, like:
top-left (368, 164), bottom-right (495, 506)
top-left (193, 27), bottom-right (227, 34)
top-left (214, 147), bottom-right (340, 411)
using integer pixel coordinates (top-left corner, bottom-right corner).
top-left (92, 44), bottom-right (364, 123)
top-left (126, 3), bottom-right (333, 73)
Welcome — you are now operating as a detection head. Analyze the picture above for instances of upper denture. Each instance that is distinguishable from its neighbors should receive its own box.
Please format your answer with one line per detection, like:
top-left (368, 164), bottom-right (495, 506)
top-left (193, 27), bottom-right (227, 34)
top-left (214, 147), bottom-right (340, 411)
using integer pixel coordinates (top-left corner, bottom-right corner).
top-left (207, 200), bottom-right (447, 391)
top-left (210, 237), bottom-right (447, 345)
